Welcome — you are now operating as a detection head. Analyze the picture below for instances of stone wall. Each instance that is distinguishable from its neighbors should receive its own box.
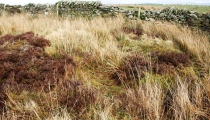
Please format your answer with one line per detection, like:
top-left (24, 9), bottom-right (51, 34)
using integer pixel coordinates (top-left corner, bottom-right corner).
top-left (23, 3), bottom-right (52, 14)
top-left (54, 1), bottom-right (102, 17)
top-left (0, 3), bottom-right (52, 14)
top-left (139, 7), bottom-right (210, 32)
top-left (0, 2), bottom-right (210, 32)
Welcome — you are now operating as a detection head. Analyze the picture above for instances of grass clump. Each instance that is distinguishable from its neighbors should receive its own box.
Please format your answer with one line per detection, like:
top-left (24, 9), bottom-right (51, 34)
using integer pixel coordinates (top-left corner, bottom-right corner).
top-left (111, 51), bottom-right (191, 84)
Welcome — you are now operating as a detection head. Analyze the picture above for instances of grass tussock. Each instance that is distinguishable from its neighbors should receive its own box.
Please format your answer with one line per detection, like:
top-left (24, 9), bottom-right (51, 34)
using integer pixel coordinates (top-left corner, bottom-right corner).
top-left (111, 51), bottom-right (190, 84)
top-left (0, 13), bottom-right (210, 119)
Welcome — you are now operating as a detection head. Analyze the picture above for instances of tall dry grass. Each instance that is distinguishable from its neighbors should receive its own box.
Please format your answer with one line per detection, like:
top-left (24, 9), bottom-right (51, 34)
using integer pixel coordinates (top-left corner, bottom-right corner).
top-left (0, 13), bottom-right (125, 68)
top-left (0, 13), bottom-right (210, 119)
top-left (142, 21), bottom-right (210, 73)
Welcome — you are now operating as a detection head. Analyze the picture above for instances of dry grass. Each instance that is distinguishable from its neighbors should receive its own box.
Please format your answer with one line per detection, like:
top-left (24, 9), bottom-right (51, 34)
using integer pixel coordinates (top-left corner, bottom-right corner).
top-left (142, 21), bottom-right (210, 72)
top-left (0, 13), bottom-right (125, 67)
top-left (0, 13), bottom-right (210, 119)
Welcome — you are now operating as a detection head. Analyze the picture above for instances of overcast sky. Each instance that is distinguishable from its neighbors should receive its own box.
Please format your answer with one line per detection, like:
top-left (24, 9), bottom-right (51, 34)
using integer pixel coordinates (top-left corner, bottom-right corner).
top-left (0, 0), bottom-right (209, 5)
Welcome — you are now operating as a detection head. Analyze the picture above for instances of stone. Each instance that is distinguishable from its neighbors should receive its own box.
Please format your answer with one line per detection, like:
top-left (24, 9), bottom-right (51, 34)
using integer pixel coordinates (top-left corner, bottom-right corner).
top-left (171, 15), bottom-right (178, 20)
top-left (156, 11), bottom-right (160, 15)
top-left (128, 15), bottom-right (134, 19)
top-left (159, 13), bottom-right (165, 18)
top-left (148, 18), bottom-right (155, 22)
top-left (189, 14), bottom-right (198, 19)
top-left (189, 11), bottom-right (196, 14)
top-left (44, 11), bottom-right (49, 15)
top-left (207, 14), bottom-right (210, 19)
top-left (1, 2), bottom-right (210, 32)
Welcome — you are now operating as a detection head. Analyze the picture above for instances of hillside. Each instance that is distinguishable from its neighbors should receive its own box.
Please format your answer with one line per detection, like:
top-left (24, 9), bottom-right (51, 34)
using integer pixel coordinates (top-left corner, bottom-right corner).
top-left (0, 13), bottom-right (210, 119)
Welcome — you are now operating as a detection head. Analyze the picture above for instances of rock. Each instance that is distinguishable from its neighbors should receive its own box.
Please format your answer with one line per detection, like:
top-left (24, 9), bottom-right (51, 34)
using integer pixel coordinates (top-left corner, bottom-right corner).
top-left (128, 15), bottom-right (134, 19)
top-left (148, 18), bottom-right (155, 22)
top-left (168, 6), bottom-right (175, 14)
top-left (6, 7), bottom-right (21, 14)
top-left (189, 14), bottom-right (198, 19)
top-left (156, 11), bottom-right (160, 15)
top-left (171, 15), bottom-right (178, 21)
top-left (99, 5), bottom-right (107, 9)
top-left (119, 10), bottom-right (126, 13)
top-left (1, 2), bottom-right (210, 32)
top-left (160, 13), bottom-right (166, 18)
top-left (44, 11), bottom-right (48, 15)
top-left (207, 14), bottom-right (210, 19)
top-left (189, 11), bottom-right (196, 14)
top-left (140, 12), bottom-right (146, 20)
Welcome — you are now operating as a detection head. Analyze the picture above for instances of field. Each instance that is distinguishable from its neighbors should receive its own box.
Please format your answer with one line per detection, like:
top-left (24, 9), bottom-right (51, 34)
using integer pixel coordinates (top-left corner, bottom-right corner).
top-left (119, 4), bottom-right (210, 13)
top-left (0, 12), bottom-right (210, 120)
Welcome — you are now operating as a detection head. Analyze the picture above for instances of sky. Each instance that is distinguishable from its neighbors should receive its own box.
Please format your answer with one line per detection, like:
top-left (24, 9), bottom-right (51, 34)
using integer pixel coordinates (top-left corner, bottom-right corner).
top-left (0, 0), bottom-right (209, 5)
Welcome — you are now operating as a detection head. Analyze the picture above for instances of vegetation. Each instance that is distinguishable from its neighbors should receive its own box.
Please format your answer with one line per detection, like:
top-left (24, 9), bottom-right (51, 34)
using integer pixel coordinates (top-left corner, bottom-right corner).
top-left (0, 13), bottom-right (210, 119)
top-left (119, 4), bottom-right (210, 13)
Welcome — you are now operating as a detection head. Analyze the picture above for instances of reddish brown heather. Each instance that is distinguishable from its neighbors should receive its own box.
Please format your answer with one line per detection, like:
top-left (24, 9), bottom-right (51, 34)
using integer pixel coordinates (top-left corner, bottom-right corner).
top-left (111, 52), bottom-right (190, 83)
top-left (0, 32), bottom-right (76, 112)
top-left (153, 52), bottom-right (190, 74)
top-left (111, 55), bottom-right (150, 84)
top-left (122, 27), bottom-right (143, 37)
top-left (57, 80), bottom-right (97, 117)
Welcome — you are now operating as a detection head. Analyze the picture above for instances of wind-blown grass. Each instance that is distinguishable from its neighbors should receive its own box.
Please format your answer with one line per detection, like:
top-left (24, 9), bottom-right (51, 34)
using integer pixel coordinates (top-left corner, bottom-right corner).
top-left (0, 13), bottom-right (210, 119)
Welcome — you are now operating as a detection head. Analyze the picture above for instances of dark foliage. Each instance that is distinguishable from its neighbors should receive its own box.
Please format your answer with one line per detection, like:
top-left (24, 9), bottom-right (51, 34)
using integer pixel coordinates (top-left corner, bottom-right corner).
top-left (111, 52), bottom-right (190, 83)
top-left (111, 55), bottom-right (150, 84)
top-left (0, 32), bottom-right (76, 112)
top-left (0, 88), bottom-right (7, 113)
top-left (58, 80), bottom-right (97, 117)
top-left (122, 27), bottom-right (143, 37)
top-left (156, 52), bottom-right (190, 67)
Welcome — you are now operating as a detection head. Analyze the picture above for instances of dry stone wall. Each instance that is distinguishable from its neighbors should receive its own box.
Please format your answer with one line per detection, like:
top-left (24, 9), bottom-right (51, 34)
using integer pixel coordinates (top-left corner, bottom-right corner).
top-left (0, 2), bottom-right (210, 32)
top-left (139, 7), bottom-right (210, 32)
top-left (54, 1), bottom-right (102, 17)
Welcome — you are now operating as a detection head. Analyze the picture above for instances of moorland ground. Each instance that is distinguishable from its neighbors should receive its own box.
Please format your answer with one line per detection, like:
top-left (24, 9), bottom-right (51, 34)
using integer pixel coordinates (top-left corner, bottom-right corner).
top-left (0, 11), bottom-right (210, 120)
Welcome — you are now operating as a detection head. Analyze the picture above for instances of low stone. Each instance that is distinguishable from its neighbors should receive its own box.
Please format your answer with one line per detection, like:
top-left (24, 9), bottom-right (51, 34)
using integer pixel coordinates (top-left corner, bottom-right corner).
top-left (148, 18), bottom-right (155, 22)
top-left (189, 14), bottom-right (198, 19)
top-left (159, 13), bottom-right (165, 18)
top-left (207, 14), bottom-right (210, 19)
top-left (128, 15), bottom-right (134, 19)
top-left (189, 11), bottom-right (196, 14)
top-left (99, 5), bottom-right (107, 9)
top-left (171, 15), bottom-right (177, 20)
top-left (119, 10), bottom-right (126, 13)
top-left (156, 11), bottom-right (160, 15)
